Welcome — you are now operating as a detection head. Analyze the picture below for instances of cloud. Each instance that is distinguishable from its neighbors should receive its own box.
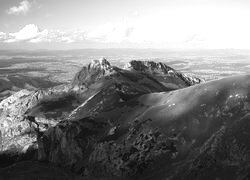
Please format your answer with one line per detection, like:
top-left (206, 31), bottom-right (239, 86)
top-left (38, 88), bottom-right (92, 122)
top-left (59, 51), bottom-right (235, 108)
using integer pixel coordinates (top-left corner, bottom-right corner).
top-left (5, 24), bottom-right (48, 43)
top-left (86, 22), bottom-right (135, 43)
top-left (1, 24), bottom-right (86, 43)
top-left (7, 0), bottom-right (32, 15)
top-left (0, 21), bottom-right (199, 47)
top-left (0, 32), bottom-right (7, 41)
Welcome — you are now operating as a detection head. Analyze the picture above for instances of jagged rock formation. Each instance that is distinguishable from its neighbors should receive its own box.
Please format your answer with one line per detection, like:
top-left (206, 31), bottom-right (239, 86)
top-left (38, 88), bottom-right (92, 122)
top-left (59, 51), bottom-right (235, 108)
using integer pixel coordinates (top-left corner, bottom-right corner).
top-left (0, 84), bottom-right (73, 156)
top-left (72, 58), bottom-right (114, 91)
top-left (124, 60), bottom-right (202, 86)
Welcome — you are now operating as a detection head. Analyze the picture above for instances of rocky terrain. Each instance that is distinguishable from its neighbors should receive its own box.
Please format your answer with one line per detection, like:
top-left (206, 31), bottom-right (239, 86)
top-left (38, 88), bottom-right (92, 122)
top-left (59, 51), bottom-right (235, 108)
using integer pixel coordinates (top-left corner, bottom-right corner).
top-left (1, 58), bottom-right (250, 180)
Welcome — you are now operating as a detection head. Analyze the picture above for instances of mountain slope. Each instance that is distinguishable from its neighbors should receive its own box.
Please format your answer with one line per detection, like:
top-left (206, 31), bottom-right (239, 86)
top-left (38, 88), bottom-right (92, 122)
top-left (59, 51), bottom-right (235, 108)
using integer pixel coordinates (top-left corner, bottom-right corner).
top-left (7, 58), bottom-right (245, 180)
top-left (0, 59), bottom-right (198, 167)
top-left (38, 73), bottom-right (250, 179)
top-left (68, 58), bottom-right (201, 119)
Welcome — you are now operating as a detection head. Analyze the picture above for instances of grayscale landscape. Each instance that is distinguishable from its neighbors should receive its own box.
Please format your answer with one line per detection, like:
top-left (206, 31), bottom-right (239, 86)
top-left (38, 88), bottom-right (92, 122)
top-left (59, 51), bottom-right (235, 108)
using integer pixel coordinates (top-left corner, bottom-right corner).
top-left (1, 0), bottom-right (250, 180)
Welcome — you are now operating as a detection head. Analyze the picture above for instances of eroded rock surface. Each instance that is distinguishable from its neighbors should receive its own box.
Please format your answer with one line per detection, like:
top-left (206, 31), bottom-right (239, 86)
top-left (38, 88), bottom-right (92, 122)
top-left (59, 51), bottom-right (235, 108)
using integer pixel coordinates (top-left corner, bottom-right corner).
top-left (0, 84), bottom-right (72, 158)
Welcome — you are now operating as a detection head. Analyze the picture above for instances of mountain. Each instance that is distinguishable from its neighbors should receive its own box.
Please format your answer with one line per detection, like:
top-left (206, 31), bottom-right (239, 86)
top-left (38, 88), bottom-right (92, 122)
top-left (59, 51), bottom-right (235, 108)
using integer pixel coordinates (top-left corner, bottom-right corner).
top-left (37, 75), bottom-right (250, 180)
top-left (0, 59), bottom-right (198, 168)
top-left (69, 59), bottom-right (201, 119)
top-left (124, 60), bottom-right (201, 86)
top-left (2, 59), bottom-right (250, 180)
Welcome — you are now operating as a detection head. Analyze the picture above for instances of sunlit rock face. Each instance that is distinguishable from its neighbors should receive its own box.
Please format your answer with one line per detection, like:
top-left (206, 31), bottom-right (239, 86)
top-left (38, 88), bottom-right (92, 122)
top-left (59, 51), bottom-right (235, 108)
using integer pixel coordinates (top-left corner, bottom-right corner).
top-left (124, 60), bottom-right (202, 86)
top-left (0, 84), bottom-right (71, 158)
top-left (71, 58), bottom-right (114, 91)
top-left (0, 89), bottom-right (35, 152)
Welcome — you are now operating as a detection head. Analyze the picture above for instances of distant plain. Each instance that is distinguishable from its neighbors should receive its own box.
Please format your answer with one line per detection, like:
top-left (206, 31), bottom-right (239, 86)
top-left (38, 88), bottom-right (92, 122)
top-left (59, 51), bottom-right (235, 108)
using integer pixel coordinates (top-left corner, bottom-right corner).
top-left (0, 49), bottom-right (250, 92)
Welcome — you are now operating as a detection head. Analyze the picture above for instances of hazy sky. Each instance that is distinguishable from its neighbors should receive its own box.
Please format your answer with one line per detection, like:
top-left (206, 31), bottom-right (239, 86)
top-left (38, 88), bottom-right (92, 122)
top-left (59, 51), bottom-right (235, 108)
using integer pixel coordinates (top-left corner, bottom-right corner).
top-left (0, 0), bottom-right (250, 49)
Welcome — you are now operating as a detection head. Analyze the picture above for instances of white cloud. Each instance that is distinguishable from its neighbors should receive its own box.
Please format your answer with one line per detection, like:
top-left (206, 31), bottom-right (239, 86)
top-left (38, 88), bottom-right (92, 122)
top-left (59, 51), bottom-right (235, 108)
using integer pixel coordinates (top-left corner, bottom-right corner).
top-left (86, 22), bottom-right (134, 43)
top-left (7, 0), bottom-right (32, 15)
top-left (2, 4), bottom-right (250, 49)
top-left (5, 24), bottom-right (48, 43)
top-left (1, 24), bottom-right (86, 43)
top-left (0, 32), bottom-right (7, 41)
top-left (83, 6), bottom-right (250, 49)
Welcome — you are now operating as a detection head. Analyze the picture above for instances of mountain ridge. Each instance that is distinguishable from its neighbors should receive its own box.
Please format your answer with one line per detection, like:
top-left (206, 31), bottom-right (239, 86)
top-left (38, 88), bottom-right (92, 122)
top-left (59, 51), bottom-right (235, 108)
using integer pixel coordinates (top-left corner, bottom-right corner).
top-left (1, 59), bottom-right (249, 180)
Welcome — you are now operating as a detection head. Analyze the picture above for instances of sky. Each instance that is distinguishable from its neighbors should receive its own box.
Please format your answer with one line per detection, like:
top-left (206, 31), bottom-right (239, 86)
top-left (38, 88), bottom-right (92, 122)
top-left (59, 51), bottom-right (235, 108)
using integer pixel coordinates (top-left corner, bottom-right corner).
top-left (0, 0), bottom-right (250, 49)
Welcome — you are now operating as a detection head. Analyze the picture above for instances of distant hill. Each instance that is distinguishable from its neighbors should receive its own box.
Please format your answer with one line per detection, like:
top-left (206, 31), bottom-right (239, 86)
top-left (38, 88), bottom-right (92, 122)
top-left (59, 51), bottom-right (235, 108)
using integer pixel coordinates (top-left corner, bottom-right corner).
top-left (0, 74), bottom-right (61, 101)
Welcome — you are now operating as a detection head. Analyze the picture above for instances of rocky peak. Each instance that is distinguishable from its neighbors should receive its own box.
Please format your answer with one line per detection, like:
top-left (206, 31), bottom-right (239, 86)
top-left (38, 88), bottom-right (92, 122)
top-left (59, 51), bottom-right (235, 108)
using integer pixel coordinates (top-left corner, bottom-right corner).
top-left (124, 60), bottom-right (202, 86)
top-left (71, 58), bottom-right (114, 90)
top-left (88, 58), bottom-right (111, 71)
top-left (124, 60), bottom-right (175, 75)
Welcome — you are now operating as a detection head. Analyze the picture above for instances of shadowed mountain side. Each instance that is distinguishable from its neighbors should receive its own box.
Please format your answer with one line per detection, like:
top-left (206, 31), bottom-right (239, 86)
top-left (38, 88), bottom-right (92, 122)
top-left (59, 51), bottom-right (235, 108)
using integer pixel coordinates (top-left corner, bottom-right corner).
top-left (38, 75), bottom-right (250, 179)
top-left (172, 113), bottom-right (250, 180)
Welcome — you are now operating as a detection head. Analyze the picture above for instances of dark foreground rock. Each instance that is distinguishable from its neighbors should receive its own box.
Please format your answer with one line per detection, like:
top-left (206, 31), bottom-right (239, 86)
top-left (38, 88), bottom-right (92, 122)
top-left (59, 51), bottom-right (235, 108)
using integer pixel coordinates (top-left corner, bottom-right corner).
top-left (0, 161), bottom-right (80, 180)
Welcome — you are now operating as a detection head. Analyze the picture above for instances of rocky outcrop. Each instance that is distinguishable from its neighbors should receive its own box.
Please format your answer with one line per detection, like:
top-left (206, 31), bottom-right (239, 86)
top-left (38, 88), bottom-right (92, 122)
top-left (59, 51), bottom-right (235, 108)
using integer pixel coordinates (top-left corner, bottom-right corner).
top-left (124, 60), bottom-right (202, 86)
top-left (0, 84), bottom-right (72, 157)
top-left (71, 58), bottom-right (114, 91)
top-left (176, 72), bottom-right (202, 86)
top-left (72, 59), bottom-right (201, 94)
top-left (124, 60), bottom-right (175, 74)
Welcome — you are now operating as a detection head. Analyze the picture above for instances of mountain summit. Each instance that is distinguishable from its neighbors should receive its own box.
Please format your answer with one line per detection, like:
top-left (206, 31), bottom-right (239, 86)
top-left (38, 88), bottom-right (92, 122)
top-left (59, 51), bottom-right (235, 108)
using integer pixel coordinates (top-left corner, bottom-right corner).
top-left (72, 58), bottom-right (114, 91)
top-left (124, 60), bottom-right (202, 86)
top-left (89, 58), bottom-right (111, 69)
top-left (124, 60), bottom-right (176, 74)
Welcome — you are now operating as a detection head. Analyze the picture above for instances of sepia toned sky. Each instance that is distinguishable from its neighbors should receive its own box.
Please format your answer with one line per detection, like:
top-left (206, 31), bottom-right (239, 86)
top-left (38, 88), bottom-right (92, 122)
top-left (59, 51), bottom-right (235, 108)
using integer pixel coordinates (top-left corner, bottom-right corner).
top-left (0, 0), bottom-right (250, 49)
